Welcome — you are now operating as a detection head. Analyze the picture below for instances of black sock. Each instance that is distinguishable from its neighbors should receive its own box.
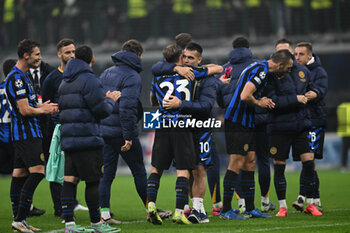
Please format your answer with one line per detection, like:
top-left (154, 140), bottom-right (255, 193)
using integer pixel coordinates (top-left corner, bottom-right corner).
top-left (61, 181), bottom-right (75, 223)
top-left (299, 167), bottom-right (306, 196)
top-left (302, 160), bottom-right (315, 199)
top-left (10, 176), bottom-right (28, 218)
top-left (274, 164), bottom-right (286, 201)
top-left (147, 173), bottom-right (161, 204)
top-left (15, 173), bottom-right (44, 221)
top-left (50, 182), bottom-right (63, 214)
top-left (86, 181), bottom-right (100, 224)
top-left (313, 170), bottom-right (320, 199)
top-left (222, 170), bottom-right (238, 213)
top-left (175, 176), bottom-right (189, 210)
top-left (73, 183), bottom-right (78, 207)
top-left (242, 170), bottom-right (255, 211)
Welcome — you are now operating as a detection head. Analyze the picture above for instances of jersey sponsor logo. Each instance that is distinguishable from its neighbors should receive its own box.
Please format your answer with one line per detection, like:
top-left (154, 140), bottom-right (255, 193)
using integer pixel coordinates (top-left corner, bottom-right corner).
top-left (15, 79), bottom-right (23, 88)
top-left (143, 110), bottom-right (161, 129)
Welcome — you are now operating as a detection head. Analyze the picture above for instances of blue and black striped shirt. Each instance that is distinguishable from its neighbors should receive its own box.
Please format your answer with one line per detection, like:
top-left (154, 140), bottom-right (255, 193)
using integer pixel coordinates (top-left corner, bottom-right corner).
top-left (224, 60), bottom-right (269, 128)
top-left (5, 66), bottom-right (42, 141)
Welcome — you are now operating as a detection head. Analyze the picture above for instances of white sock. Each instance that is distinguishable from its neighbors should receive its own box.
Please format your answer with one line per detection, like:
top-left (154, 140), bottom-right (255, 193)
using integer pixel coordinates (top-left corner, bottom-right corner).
top-left (184, 204), bottom-right (190, 211)
top-left (30, 204), bottom-right (34, 211)
top-left (314, 198), bottom-right (321, 206)
top-left (176, 208), bottom-right (184, 215)
top-left (306, 198), bottom-right (313, 205)
top-left (148, 202), bottom-right (156, 208)
top-left (261, 196), bottom-right (269, 204)
top-left (238, 198), bottom-right (245, 208)
top-left (297, 195), bottom-right (305, 203)
top-left (101, 208), bottom-right (111, 220)
top-left (192, 198), bottom-right (202, 211)
top-left (213, 202), bottom-right (222, 209)
top-left (65, 221), bottom-right (76, 227)
top-left (278, 200), bottom-right (287, 208)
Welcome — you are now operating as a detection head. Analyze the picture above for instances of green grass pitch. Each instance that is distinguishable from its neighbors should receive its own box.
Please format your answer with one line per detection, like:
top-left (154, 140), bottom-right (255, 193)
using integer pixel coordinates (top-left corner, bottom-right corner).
top-left (0, 170), bottom-right (349, 233)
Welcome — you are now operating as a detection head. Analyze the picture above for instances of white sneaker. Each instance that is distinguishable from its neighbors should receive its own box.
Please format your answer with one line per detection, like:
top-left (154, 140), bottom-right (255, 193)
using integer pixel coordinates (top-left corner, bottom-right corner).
top-left (74, 204), bottom-right (89, 211)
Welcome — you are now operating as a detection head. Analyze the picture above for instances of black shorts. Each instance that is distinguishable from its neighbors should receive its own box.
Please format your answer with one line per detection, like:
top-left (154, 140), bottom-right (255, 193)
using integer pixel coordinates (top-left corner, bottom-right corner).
top-left (0, 141), bottom-right (14, 174)
top-left (268, 131), bottom-right (312, 161)
top-left (310, 127), bottom-right (325, 160)
top-left (193, 129), bottom-right (213, 167)
top-left (152, 128), bottom-right (196, 170)
top-left (13, 138), bottom-right (44, 169)
top-left (224, 120), bottom-right (255, 156)
top-left (64, 148), bottom-right (103, 182)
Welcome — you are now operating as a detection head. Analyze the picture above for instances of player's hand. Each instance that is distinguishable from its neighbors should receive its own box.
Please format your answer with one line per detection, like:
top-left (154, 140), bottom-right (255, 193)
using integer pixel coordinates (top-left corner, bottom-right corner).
top-left (41, 100), bottom-right (59, 114)
top-left (258, 97), bottom-right (275, 109)
top-left (174, 66), bottom-right (194, 81)
top-left (297, 95), bottom-right (308, 104)
top-left (106, 90), bottom-right (121, 102)
top-left (219, 74), bottom-right (231, 85)
top-left (163, 95), bottom-right (182, 109)
top-left (305, 90), bottom-right (317, 101)
top-left (121, 140), bottom-right (132, 152)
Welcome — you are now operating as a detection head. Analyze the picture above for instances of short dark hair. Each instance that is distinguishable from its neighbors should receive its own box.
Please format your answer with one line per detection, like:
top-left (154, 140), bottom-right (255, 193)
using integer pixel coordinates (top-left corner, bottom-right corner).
top-left (75, 45), bottom-right (93, 64)
top-left (296, 42), bottom-right (313, 53)
top-left (122, 39), bottom-right (143, 56)
top-left (275, 38), bottom-right (292, 47)
top-left (271, 49), bottom-right (294, 64)
top-left (175, 33), bottom-right (192, 49)
top-left (2, 59), bottom-right (17, 76)
top-left (185, 42), bottom-right (203, 56)
top-left (163, 44), bottom-right (182, 63)
top-left (232, 37), bottom-right (249, 48)
top-left (56, 38), bottom-right (74, 51)
top-left (17, 39), bottom-right (40, 59)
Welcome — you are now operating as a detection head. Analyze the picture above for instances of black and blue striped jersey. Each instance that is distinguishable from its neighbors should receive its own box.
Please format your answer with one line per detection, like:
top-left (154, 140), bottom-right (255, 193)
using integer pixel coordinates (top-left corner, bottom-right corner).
top-left (151, 66), bottom-right (208, 123)
top-left (224, 60), bottom-right (269, 128)
top-left (5, 66), bottom-right (42, 141)
top-left (0, 82), bottom-right (11, 143)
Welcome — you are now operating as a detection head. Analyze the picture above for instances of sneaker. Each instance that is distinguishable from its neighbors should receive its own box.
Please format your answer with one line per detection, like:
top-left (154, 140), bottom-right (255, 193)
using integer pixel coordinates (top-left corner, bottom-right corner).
top-left (314, 203), bottom-right (323, 213)
top-left (12, 220), bottom-right (34, 233)
top-left (102, 218), bottom-right (122, 225)
top-left (261, 202), bottom-right (276, 213)
top-left (74, 204), bottom-right (89, 211)
top-left (91, 222), bottom-right (121, 233)
top-left (65, 224), bottom-right (94, 233)
top-left (148, 205), bottom-right (162, 225)
top-left (212, 207), bottom-right (221, 216)
top-left (27, 206), bottom-right (46, 217)
top-left (219, 209), bottom-right (245, 220)
top-left (157, 209), bottom-right (173, 219)
top-left (184, 207), bottom-right (192, 218)
top-left (188, 209), bottom-right (209, 223)
top-left (276, 207), bottom-right (288, 217)
top-left (304, 204), bottom-right (323, 216)
top-left (244, 209), bottom-right (271, 218)
top-left (172, 211), bottom-right (191, 224)
top-left (292, 197), bottom-right (304, 212)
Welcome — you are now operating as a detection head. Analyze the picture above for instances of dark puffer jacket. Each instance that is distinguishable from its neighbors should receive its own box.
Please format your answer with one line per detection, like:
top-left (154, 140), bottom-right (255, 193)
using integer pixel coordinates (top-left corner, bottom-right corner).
top-left (58, 58), bottom-right (115, 151)
top-left (100, 51), bottom-right (142, 140)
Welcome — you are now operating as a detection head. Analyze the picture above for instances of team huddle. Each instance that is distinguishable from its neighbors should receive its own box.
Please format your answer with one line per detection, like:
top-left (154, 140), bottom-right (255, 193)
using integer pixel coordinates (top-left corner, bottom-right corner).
top-left (0, 33), bottom-right (328, 232)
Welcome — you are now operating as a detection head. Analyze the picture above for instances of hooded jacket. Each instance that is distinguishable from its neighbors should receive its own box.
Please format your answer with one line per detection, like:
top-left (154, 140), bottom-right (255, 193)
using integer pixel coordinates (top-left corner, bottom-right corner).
top-left (100, 51), bottom-right (142, 140)
top-left (306, 55), bottom-right (328, 127)
top-left (58, 58), bottom-right (114, 151)
top-left (216, 47), bottom-right (255, 109)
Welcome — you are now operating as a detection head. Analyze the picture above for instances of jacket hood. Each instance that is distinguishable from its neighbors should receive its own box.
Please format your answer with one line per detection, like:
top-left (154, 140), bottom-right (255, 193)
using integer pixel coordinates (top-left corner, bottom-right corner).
top-left (307, 54), bottom-right (322, 71)
top-left (63, 58), bottom-right (93, 82)
top-left (228, 47), bottom-right (253, 64)
top-left (111, 51), bottom-right (142, 73)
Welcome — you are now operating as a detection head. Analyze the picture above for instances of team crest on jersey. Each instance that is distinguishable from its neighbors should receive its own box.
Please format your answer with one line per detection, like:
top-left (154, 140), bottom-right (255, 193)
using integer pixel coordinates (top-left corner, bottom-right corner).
top-left (143, 110), bottom-right (161, 129)
top-left (15, 79), bottom-right (23, 88)
top-left (299, 71), bottom-right (306, 82)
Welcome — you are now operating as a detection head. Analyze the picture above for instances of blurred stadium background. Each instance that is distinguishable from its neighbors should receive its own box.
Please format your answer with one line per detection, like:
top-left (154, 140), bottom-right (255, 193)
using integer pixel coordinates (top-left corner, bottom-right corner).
top-left (1, 0), bottom-right (349, 172)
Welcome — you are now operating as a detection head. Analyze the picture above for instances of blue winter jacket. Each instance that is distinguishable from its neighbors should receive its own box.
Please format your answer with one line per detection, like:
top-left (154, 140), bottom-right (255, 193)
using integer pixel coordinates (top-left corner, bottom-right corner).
top-left (306, 55), bottom-right (328, 127)
top-left (100, 51), bottom-right (142, 140)
top-left (216, 48), bottom-right (255, 109)
top-left (58, 58), bottom-right (115, 151)
top-left (266, 60), bottom-right (312, 133)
